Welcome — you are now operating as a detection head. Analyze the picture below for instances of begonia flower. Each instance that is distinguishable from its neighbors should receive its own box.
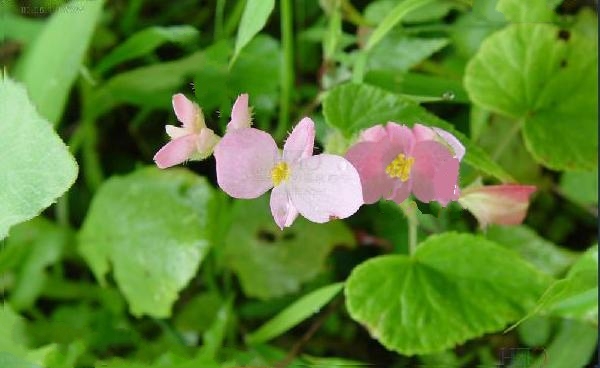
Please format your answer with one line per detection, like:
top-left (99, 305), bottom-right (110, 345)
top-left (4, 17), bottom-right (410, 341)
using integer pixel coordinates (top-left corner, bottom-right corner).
top-left (214, 118), bottom-right (363, 229)
top-left (345, 122), bottom-right (463, 206)
top-left (154, 93), bottom-right (219, 168)
top-left (458, 184), bottom-right (537, 228)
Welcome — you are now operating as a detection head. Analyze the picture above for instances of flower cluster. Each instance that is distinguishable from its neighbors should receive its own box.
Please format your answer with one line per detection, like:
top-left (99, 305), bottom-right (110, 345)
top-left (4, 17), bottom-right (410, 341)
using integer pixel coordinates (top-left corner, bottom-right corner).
top-left (154, 93), bottom-right (536, 229)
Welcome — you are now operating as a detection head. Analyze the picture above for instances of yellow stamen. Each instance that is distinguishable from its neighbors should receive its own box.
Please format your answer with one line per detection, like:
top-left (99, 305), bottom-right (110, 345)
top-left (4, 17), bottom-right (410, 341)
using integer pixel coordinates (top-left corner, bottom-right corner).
top-left (271, 162), bottom-right (290, 186)
top-left (385, 154), bottom-right (414, 181)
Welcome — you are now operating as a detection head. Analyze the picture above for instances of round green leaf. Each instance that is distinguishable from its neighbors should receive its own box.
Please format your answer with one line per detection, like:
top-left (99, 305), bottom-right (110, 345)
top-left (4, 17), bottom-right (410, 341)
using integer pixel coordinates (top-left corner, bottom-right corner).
top-left (465, 24), bottom-right (598, 171)
top-left (0, 77), bottom-right (78, 240)
top-left (78, 167), bottom-right (215, 318)
top-left (224, 197), bottom-right (354, 299)
top-left (345, 233), bottom-right (551, 355)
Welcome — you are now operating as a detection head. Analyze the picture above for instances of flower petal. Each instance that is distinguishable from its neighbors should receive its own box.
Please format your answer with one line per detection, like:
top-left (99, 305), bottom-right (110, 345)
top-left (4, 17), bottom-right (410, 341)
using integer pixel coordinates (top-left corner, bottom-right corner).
top-left (388, 179), bottom-right (412, 204)
top-left (360, 125), bottom-right (387, 142)
top-left (345, 141), bottom-right (397, 204)
top-left (153, 134), bottom-right (198, 169)
top-left (411, 140), bottom-right (460, 205)
top-left (288, 154), bottom-right (363, 223)
top-left (458, 184), bottom-right (537, 227)
top-left (283, 117), bottom-right (315, 163)
top-left (433, 127), bottom-right (465, 161)
top-left (191, 128), bottom-right (220, 160)
top-left (386, 122), bottom-right (415, 154)
top-left (270, 183), bottom-right (299, 229)
top-left (227, 93), bottom-right (252, 131)
top-left (165, 125), bottom-right (188, 139)
top-left (214, 128), bottom-right (278, 198)
top-left (172, 93), bottom-right (201, 129)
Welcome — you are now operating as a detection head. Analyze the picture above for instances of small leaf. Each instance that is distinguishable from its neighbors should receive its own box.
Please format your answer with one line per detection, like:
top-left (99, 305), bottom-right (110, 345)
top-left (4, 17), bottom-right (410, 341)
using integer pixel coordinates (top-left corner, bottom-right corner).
top-left (367, 35), bottom-right (448, 73)
top-left (246, 282), bottom-right (344, 344)
top-left (95, 25), bottom-right (200, 74)
top-left (232, 0), bottom-right (275, 64)
top-left (78, 167), bottom-right (216, 318)
top-left (0, 77), bottom-right (78, 240)
top-left (224, 197), bottom-right (354, 299)
top-left (15, 0), bottom-right (104, 124)
top-left (345, 233), bottom-right (551, 355)
top-left (322, 82), bottom-right (512, 182)
top-left (465, 24), bottom-right (598, 171)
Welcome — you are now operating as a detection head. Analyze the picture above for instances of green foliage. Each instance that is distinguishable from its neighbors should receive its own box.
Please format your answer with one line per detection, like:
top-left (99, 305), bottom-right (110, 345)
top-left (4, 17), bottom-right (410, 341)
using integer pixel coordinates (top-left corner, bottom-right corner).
top-left (95, 26), bottom-right (200, 74)
top-left (223, 197), bottom-right (354, 299)
top-left (79, 167), bottom-right (216, 317)
top-left (465, 23), bottom-right (598, 171)
top-left (246, 282), bottom-right (344, 344)
top-left (232, 0), bottom-right (275, 64)
top-left (0, 77), bottom-right (78, 240)
top-left (345, 233), bottom-right (551, 355)
top-left (15, 0), bottom-right (104, 125)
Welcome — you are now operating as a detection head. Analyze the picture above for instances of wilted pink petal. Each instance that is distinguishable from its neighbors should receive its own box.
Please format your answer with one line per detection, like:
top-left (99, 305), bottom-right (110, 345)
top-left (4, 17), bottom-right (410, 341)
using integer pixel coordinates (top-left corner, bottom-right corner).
top-left (172, 93), bottom-right (201, 129)
top-left (214, 128), bottom-right (278, 198)
top-left (413, 123), bottom-right (465, 161)
top-left (153, 134), bottom-right (198, 169)
top-left (458, 184), bottom-right (537, 227)
top-left (283, 117), bottom-right (315, 163)
top-left (270, 184), bottom-right (299, 230)
top-left (288, 154), bottom-right (363, 223)
top-left (432, 127), bottom-right (465, 161)
top-left (345, 140), bottom-right (396, 204)
top-left (227, 93), bottom-right (252, 131)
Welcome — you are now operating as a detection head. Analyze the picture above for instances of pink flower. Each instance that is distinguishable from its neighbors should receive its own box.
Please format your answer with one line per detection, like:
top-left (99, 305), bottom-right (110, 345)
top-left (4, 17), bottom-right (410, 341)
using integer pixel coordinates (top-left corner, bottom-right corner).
top-left (344, 122), bottom-right (463, 206)
top-left (458, 184), bottom-right (537, 228)
top-left (154, 93), bottom-right (220, 169)
top-left (227, 93), bottom-right (252, 131)
top-left (214, 118), bottom-right (363, 229)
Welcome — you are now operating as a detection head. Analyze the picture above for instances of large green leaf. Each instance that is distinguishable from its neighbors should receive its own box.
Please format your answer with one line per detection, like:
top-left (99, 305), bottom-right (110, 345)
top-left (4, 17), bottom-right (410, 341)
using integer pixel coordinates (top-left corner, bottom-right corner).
top-left (232, 0), bottom-right (275, 63)
top-left (15, 0), bottom-right (104, 124)
top-left (496, 0), bottom-right (554, 23)
top-left (345, 233), bottom-right (551, 355)
top-left (0, 77), bottom-right (78, 240)
top-left (224, 197), bottom-right (354, 299)
top-left (95, 25), bottom-right (200, 74)
top-left (246, 282), bottom-right (344, 344)
top-left (322, 82), bottom-right (512, 182)
top-left (78, 167), bottom-right (216, 317)
top-left (559, 171), bottom-right (598, 207)
top-left (464, 24), bottom-right (598, 171)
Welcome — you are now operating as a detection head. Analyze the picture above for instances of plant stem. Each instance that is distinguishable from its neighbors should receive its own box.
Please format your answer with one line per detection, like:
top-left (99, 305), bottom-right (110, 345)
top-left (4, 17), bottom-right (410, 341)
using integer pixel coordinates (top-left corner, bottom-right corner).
top-left (400, 200), bottom-right (418, 255)
top-left (492, 118), bottom-right (524, 161)
top-left (214, 0), bottom-right (225, 41)
top-left (275, 0), bottom-right (294, 141)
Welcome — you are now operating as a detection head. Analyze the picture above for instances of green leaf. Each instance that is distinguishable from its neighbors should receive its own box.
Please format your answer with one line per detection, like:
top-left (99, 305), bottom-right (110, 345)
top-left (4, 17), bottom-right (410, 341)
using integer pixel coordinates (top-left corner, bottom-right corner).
top-left (464, 24), bottom-right (598, 171)
top-left (0, 77), bottom-right (78, 240)
top-left (559, 171), bottom-right (598, 206)
top-left (485, 225), bottom-right (577, 277)
top-left (15, 0), bottom-right (104, 124)
top-left (246, 282), bottom-right (344, 344)
top-left (496, 0), bottom-right (554, 23)
top-left (95, 25), bottom-right (200, 74)
top-left (364, 0), bottom-right (456, 25)
top-left (198, 298), bottom-right (233, 360)
top-left (345, 233), bottom-right (551, 355)
top-left (4, 218), bottom-right (71, 310)
top-left (1, 13), bottom-right (44, 45)
top-left (322, 82), bottom-right (512, 182)
top-left (78, 167), bottom-right (216, 318)
top-left (367, 35), bottom-right (448, 72)
top-left (365, 0), bottom-right (437, 50)
top-left (530, 319), bottom-right (597, 368)
top-left (224, 197), bottom-right (354, 299)
top-left (532, 245), bottom-right (598, 324)
top-left (232, 0), bottom-right (275, 64)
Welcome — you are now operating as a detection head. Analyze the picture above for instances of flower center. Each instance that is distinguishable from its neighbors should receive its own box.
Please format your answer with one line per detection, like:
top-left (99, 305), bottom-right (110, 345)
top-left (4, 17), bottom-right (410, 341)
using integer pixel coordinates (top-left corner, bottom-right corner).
top-left (385, 154), bottom-right (414, 181)
top-left (271, 162), bottom-right (290, 186)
